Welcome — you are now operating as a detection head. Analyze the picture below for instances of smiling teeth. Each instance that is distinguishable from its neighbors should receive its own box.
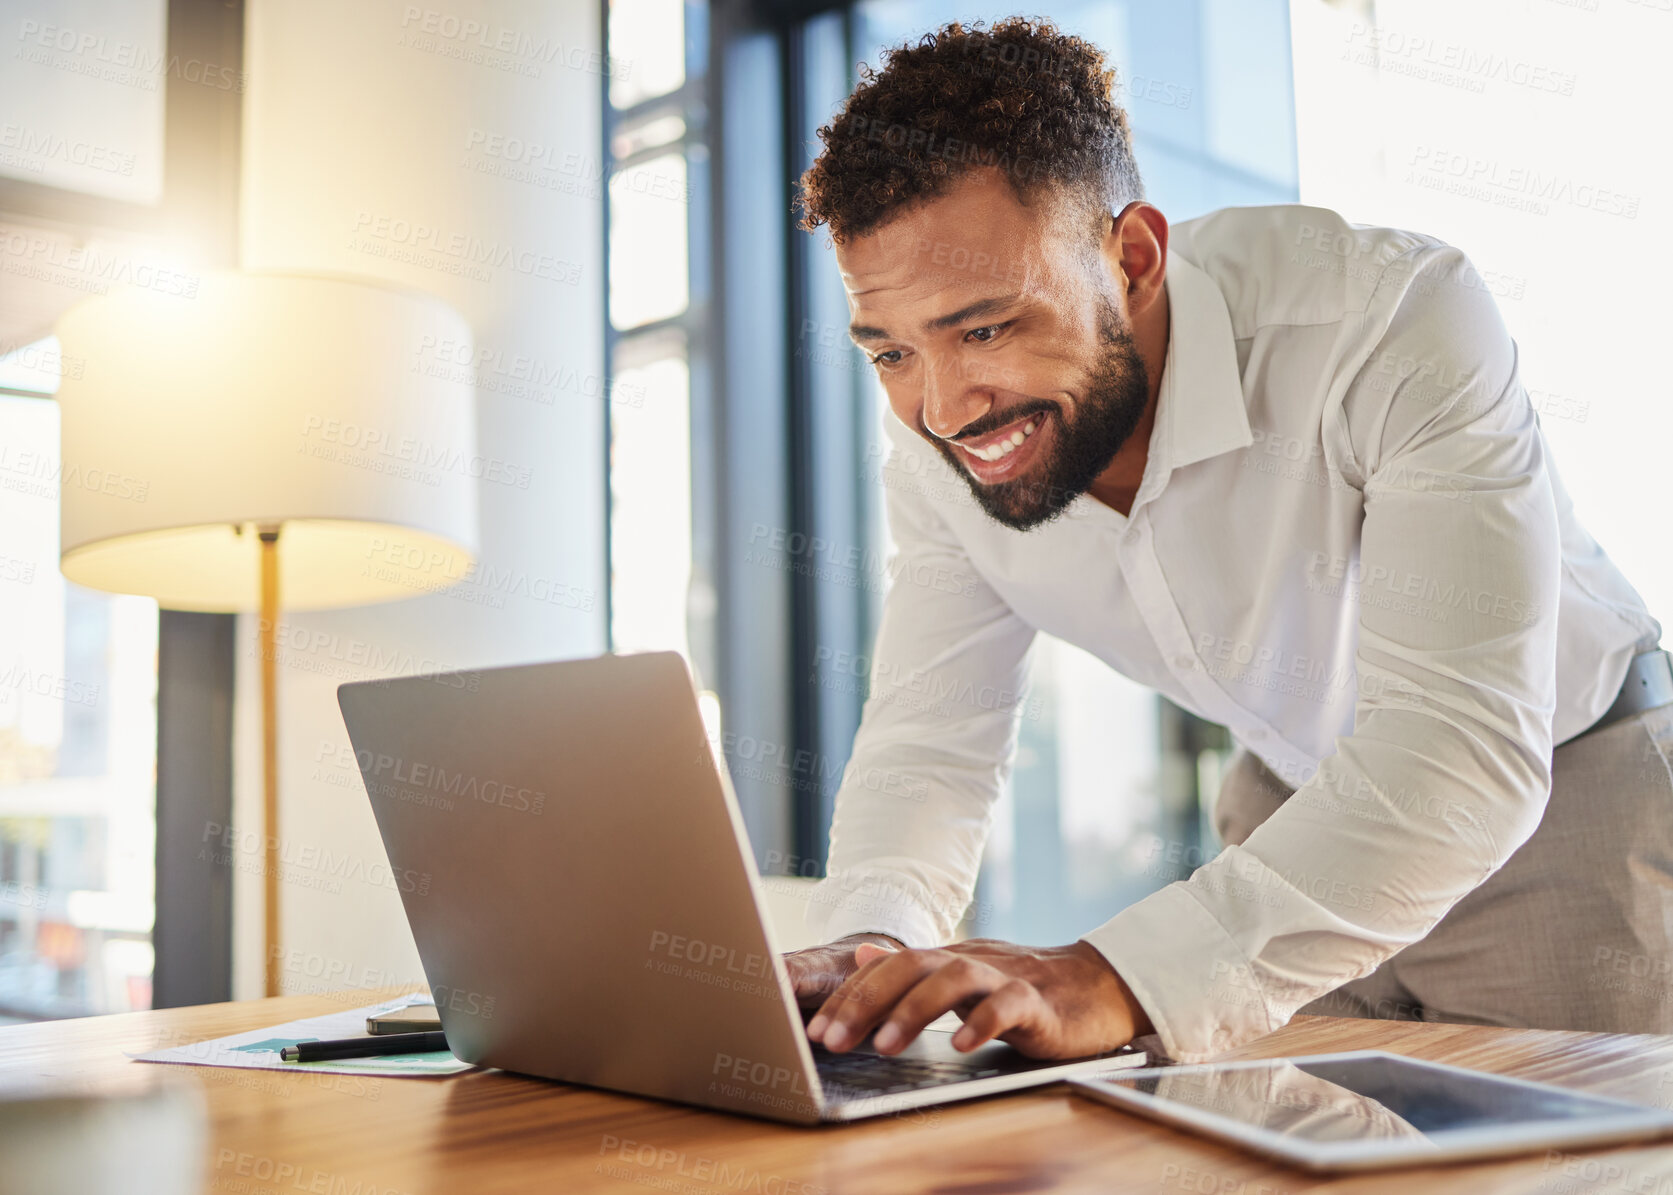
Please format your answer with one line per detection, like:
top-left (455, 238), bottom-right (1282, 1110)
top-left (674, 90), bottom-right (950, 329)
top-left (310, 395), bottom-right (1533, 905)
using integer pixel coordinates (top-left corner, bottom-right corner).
top-left (973, 418), bottom-right (1038, 461)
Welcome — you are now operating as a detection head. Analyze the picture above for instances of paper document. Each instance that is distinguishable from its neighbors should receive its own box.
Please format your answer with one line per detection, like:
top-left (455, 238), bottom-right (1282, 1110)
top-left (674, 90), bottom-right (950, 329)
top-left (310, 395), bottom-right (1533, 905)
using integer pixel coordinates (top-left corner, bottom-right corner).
top-left (132, 993), bottom-right (476, 1078)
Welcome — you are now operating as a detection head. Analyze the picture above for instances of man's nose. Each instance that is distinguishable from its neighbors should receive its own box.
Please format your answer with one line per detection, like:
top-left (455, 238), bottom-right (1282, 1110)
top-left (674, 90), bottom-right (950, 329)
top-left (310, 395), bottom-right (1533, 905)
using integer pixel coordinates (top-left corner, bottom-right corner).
top-left (921, 355), bottom-right (992, 441)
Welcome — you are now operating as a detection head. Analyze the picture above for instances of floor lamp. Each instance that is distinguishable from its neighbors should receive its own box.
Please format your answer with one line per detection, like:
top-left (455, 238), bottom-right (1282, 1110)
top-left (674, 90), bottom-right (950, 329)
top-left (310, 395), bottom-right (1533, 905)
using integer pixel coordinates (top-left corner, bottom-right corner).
top-left (53, 272), bottom-right (480, 997)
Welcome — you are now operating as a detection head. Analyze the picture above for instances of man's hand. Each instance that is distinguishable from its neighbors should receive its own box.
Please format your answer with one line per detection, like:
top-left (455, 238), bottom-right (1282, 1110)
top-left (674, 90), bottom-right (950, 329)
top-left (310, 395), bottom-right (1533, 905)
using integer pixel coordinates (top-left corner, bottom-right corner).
top-left (801, 937), bottom-right (1153, 1060)
top-left (782, 933), bottom-right (906, 1009)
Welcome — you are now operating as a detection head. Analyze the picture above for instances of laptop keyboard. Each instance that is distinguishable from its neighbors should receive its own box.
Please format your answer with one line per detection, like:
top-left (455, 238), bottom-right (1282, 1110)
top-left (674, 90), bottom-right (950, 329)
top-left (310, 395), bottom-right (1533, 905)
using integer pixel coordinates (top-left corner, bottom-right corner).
top-left (814, 1049), bottom-right (1004, 1101)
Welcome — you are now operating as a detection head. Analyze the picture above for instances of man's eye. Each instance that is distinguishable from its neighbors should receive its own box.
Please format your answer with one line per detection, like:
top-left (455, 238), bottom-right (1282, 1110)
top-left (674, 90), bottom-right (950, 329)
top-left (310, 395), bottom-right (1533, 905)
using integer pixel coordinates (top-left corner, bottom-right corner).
top-left (868, 349), bottom-right (904, 367)
top-left (966, 323), bottom-right (1007, 343)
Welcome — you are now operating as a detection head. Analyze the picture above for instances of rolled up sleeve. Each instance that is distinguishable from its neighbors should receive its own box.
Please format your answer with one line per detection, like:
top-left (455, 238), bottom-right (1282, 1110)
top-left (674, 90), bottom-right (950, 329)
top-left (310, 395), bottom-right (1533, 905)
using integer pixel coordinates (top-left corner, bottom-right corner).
top-left (1082, 246), bottom-right (1562, 1061)
top-left (808, 423), bottom-right (1037, 948)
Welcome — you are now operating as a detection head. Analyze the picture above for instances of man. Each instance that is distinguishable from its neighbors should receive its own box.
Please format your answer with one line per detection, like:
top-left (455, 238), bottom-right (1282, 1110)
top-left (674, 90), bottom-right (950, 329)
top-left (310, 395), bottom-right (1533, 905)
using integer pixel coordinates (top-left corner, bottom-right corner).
top-left (780, 18), bottom-right (1672, 1066)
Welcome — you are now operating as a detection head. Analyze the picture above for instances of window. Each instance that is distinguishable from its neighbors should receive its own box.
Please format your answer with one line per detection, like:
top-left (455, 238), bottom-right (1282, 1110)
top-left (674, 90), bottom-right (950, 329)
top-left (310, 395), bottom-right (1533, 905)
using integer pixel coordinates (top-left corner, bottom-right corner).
top-left (809, 1), bottom-right (1300, 941)
top-left (0, 350), bottom-right (160, 1023)
top-left (0, 0), bottom-right (243, 1015)
top-left (603, 0), bottom-right (711, 668)
top-left (615, 1), bottom-right (1300, 937)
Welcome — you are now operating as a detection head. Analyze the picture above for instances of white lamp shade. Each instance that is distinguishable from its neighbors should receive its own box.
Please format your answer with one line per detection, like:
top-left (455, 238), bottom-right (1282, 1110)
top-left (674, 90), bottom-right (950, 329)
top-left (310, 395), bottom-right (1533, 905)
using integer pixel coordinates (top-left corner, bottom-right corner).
top-left (53, 272), bottom-right (480, 612)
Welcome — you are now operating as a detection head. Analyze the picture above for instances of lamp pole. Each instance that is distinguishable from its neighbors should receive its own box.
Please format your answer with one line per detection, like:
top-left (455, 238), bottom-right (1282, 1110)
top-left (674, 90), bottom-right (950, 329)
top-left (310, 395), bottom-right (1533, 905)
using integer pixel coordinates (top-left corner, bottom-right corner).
top-left (259, 524), bottom-right (281, 997)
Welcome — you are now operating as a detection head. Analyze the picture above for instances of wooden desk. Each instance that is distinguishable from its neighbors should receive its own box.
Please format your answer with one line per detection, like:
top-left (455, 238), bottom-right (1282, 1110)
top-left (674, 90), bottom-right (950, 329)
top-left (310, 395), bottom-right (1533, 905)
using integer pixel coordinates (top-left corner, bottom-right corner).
top-left (5, 990), bottom-right (1673, 1194)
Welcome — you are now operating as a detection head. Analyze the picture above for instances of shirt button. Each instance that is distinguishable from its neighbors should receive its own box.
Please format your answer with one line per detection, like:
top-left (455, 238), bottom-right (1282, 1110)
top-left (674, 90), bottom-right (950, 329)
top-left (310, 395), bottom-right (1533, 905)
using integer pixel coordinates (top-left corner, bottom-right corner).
top-left (1174, 653), bottom-right (1194, 670)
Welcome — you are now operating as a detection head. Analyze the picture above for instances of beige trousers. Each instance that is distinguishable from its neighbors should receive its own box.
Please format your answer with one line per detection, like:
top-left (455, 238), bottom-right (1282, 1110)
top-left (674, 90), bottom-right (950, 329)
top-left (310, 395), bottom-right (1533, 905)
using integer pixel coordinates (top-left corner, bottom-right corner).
top-left (1213, 706), bottom-right (1673, 1032)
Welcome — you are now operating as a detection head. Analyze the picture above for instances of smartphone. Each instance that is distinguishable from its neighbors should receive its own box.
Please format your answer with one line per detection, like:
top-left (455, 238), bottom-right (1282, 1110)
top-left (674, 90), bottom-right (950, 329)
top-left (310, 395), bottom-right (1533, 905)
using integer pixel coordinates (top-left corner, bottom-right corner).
top-left (366, 1004), bottom-right (444, 1035)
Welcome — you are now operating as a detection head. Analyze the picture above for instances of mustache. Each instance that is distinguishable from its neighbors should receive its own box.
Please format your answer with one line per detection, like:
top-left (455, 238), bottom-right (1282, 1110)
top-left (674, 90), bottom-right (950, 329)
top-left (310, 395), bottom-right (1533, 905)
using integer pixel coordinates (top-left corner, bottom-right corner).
top-left (927, 400), bottom-right (1059, 445)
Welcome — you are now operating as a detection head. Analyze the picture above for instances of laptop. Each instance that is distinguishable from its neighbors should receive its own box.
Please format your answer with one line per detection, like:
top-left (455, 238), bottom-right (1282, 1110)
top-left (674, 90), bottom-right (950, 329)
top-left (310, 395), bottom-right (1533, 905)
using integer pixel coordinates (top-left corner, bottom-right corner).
top-left (337, 650), bottom-right (1146, 1123)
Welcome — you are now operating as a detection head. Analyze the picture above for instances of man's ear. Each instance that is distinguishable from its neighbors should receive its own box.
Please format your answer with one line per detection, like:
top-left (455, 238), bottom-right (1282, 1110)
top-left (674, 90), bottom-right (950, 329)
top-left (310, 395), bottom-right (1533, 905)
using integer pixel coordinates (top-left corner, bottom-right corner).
top-left (1107, 201), bottom-right (1169, 311)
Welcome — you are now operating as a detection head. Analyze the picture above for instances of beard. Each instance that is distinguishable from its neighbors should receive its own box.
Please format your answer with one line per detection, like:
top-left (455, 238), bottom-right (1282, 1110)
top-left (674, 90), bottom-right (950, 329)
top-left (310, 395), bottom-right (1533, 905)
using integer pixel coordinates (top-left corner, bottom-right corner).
top-left (930, 294), bottom-right (1150, 531)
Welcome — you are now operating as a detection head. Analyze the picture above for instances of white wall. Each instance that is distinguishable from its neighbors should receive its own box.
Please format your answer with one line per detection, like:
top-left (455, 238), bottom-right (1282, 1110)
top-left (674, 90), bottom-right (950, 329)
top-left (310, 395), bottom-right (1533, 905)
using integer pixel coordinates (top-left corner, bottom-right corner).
top-left (233, 0), bottom-right (606, 998)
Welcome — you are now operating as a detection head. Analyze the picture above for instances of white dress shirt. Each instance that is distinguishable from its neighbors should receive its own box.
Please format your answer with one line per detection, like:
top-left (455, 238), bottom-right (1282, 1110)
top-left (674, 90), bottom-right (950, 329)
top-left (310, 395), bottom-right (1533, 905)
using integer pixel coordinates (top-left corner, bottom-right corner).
top-left (805, 203), bottom-right (1661, 1063)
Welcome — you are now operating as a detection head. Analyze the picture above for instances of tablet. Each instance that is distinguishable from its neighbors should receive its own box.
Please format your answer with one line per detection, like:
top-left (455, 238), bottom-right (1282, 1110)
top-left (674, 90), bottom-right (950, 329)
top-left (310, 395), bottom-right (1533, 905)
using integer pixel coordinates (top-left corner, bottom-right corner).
top-left (1070, 1050), bottom-right (1673, 1172)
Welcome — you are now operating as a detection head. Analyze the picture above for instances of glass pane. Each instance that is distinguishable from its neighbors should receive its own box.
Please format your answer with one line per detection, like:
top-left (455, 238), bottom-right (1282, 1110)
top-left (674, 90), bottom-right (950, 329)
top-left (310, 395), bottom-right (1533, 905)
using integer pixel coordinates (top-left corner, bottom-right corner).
top-left (609, 351), bottom-right (692, 657)
top-left (983, 638), bottom-right (1169, 941)
top-left (608, 0), bottom-right (687, 109)
top-left (852, 0), bottom-right (1297, 215)
top-left (0, 395), bottom-right (158, 1023)
top-left (847, 4), bottom-right (1296, 942)
top-left (854, 0), bottom-right (1126, 107)
top-left (0, 0), bottom-right (168, 203)
top-left (608, 152), bottom-right (690, 330)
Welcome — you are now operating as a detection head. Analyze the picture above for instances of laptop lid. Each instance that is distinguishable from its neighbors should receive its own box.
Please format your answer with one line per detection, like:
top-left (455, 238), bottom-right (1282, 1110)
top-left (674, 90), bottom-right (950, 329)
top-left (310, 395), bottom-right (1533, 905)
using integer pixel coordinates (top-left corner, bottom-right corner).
top-left (338, 651), bottom-right (825, 1122)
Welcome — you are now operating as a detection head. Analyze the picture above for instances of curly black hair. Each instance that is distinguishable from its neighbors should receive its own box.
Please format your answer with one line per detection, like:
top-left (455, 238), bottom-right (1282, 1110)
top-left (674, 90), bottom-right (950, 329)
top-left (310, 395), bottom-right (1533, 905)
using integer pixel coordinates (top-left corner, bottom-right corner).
top-left (797, 17), bottom-right (1145, 244)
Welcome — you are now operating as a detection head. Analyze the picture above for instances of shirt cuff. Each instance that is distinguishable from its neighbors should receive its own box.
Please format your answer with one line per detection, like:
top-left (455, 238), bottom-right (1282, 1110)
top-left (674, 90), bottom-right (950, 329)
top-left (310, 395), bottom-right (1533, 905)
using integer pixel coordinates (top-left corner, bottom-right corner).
top-left (1079, 882), bottom-right (1280, 1064)
top-left (803, 872), bottom-right (944, 949)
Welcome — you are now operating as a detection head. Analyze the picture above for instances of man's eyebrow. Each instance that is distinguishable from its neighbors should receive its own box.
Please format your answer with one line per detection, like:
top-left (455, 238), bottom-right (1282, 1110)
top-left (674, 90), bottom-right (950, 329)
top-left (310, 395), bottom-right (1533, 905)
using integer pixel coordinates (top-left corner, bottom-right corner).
top-left (848, 294), bottom-right (1022, 343)
top-left (925, 294), bottom-right (1020, 332)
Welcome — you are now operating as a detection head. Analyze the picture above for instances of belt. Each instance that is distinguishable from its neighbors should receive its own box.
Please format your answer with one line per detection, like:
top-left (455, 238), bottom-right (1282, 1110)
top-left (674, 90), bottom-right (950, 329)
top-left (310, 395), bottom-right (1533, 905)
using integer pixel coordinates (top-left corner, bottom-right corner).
top-left (1580, 647), bottom-right (1673, 738)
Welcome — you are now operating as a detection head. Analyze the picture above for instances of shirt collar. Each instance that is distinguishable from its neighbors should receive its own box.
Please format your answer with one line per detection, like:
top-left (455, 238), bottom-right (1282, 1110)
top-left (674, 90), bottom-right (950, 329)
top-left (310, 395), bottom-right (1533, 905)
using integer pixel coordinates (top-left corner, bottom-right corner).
top-left (1150, 248), bottom-right (1251, 477)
